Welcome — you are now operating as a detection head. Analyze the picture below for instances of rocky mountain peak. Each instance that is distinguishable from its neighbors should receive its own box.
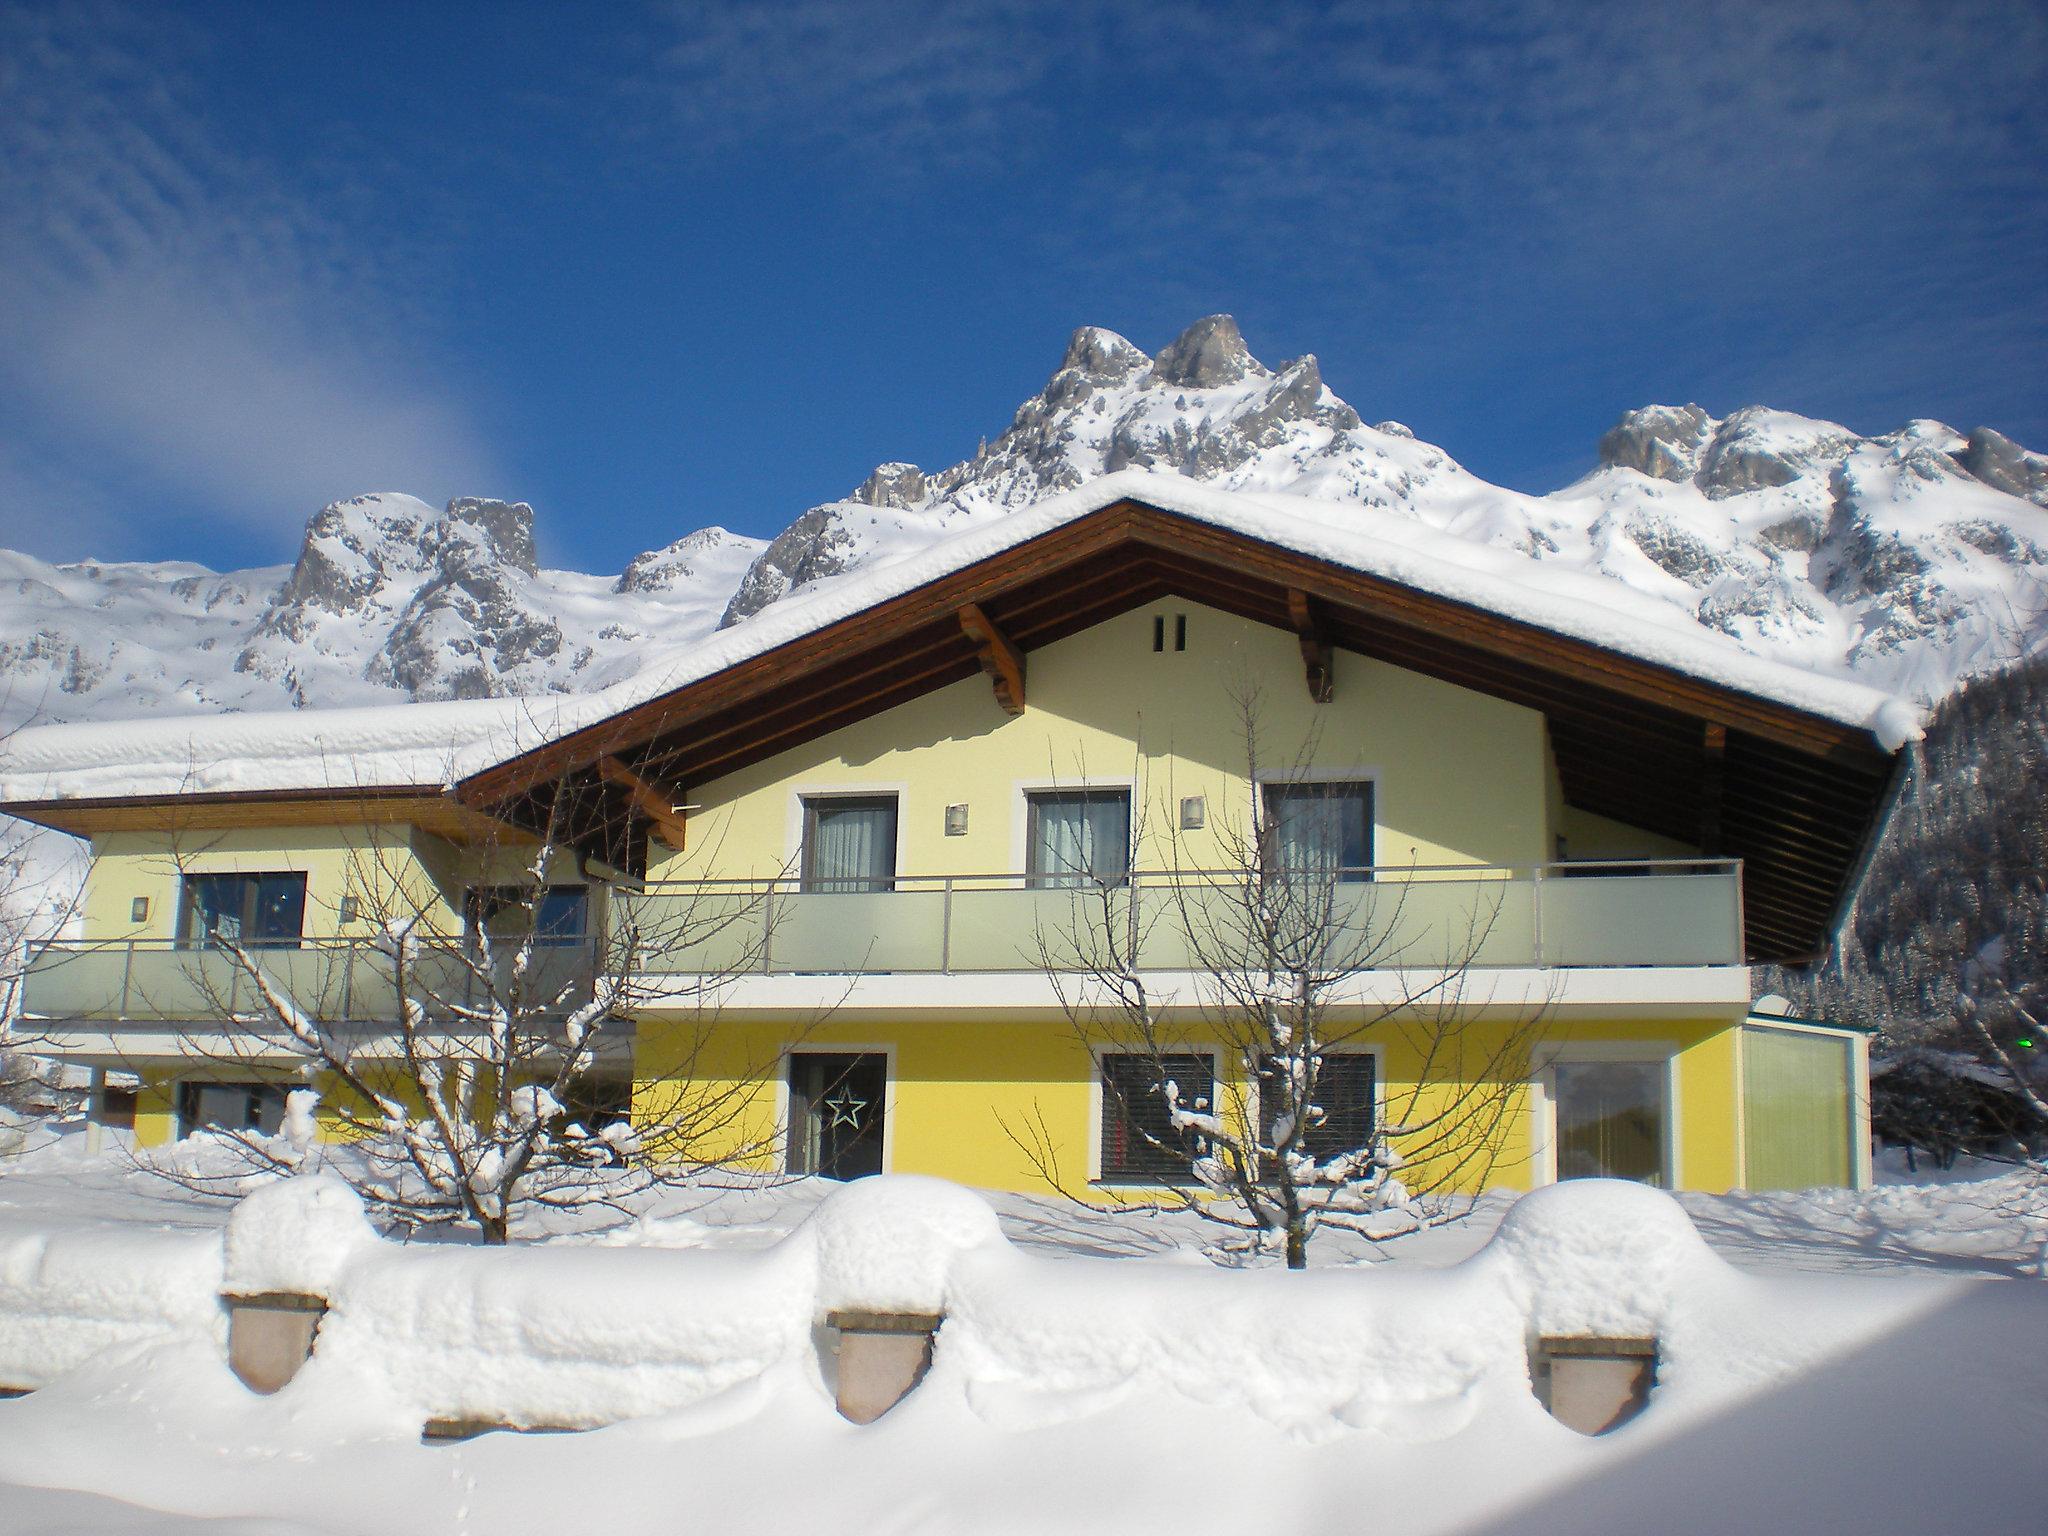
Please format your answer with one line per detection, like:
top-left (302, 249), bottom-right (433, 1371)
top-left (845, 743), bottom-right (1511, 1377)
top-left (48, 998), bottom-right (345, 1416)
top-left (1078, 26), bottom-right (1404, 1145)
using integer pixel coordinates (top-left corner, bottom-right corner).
top-left (1960, 427), bottom-right (2048, 508)
top-left (1597, 405), bottom-right (1714, 481)
top-left (1057, 326), bottom-right (1149, 384)
top-left (1150, 314), bottom-right (1259, 389)
top-left (444, 497), bottom-right (539, 576)
top-left (854, 462), bottom-right (928, 510)
top-left (7, 317), bottom-right (2046, 739)
top-left (613, 527), bottom-right (763, 596)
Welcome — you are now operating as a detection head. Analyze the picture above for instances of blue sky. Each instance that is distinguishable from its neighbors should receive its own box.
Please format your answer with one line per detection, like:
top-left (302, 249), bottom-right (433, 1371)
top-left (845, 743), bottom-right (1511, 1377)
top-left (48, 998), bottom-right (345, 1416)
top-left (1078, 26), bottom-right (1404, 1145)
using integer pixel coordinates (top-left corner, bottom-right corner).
top-left (2, 0), bottom-right (2043, 575)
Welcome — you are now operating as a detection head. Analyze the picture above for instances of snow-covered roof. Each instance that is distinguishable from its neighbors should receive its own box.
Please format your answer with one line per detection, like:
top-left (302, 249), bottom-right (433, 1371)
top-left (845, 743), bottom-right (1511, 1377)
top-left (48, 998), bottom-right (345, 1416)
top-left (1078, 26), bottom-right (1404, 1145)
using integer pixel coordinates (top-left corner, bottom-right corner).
top-left (0, 471), bottom-right (1923, 808)
top-left (0, 694), bottom-right (560, 805)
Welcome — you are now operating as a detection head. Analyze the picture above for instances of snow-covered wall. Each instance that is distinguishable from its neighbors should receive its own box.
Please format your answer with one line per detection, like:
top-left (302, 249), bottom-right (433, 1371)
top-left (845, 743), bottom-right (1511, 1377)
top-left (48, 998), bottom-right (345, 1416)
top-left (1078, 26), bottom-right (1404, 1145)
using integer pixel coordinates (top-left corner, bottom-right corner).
top-left (0, 1219), bottom-right (224, 1388)
top-left (0, 1175), bottom-right (1956, 1441)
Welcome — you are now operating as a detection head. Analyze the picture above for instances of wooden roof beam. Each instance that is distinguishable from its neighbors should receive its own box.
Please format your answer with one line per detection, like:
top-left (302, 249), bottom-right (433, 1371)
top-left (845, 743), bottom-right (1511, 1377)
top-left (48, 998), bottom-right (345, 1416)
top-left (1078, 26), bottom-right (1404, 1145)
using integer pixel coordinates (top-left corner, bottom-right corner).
top-left (597, 756), bottom-right (690, 851)
top-left (1700, 722), bottom-right (1727, 857)
top-left (1286, 588), bottom-right (1335, 704)
top-left (959, 602), bottom-right (1026, 716)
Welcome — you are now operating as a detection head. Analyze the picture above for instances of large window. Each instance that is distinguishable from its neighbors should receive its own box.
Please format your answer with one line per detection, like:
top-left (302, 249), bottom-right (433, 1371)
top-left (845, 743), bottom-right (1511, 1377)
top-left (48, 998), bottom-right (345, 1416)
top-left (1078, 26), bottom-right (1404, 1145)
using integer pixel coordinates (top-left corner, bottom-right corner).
top-left (802, 796), bottom-right (899, 893)
top-left (179, 872), bottom-right (307, 949)
top-left (1099, 1051), bottom-right (1214, 1181)
top-left (1742, 1027), bottom-right (1854, 1190)
top-left (1259, 1052), bottom-right (1376, 1165)
top-left (1027, 789), bottom-right (1132, 888)
top-left (465, 885), bottom-right (590, 948)
top-left (1552, 1060), bottom-right (1666, 1186)
top-left (1262, 781), bottom-right (1374, 882)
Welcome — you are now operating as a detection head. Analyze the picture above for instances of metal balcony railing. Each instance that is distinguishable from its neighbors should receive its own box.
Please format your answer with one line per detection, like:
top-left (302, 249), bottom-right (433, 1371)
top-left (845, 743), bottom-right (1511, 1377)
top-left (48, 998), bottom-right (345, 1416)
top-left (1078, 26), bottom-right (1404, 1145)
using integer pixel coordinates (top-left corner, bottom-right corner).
top-left (17, 937), bottom-right (597, 1025)
top-left (616, 859), bottom-right (1745, 977)
top-left (19, 861), bottom-right (1744, 1025)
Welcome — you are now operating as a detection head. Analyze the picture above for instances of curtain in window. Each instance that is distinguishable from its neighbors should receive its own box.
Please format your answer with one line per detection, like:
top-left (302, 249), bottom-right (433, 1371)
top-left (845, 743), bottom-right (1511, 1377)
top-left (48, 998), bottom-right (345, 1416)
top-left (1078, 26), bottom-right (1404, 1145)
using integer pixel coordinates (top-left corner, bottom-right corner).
top-left (1553, 1060), bottom-right (1665, 1186)
top-left (1742, 1027), bottom-right (1853, 1189)
top-left (1029, 791), bottom-right (1131, 887)
top-left (807, 799), bottom-right (897, 893)
top-left (181, 874), bottom-right (306, 948)
top-left (1264, 783), bottom-right (1372, 882)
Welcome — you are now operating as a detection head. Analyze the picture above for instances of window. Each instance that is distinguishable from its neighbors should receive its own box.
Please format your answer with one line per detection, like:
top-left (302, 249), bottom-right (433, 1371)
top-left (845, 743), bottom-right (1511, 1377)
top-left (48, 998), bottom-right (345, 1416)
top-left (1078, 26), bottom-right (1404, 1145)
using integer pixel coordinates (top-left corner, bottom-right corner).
top-left (1259, 1052), bottom-right (1376, 1165)
top-left (1099, 1052), bottom-right (1214, 1181)
top-left (1027, 789), bottom-right (1131, 888)
top-left (96, 1084), bottom-right (139, 1132)
top-left (1552, 1060), bottom-right (1666, 1186)
top-left (465, 885), bottom-right (590, 948)
top-left (176, 1081), bottom-right (290, 1139)
top-left (787, 1052), bottom-right (887, 1179)
top-left (1742, 1028), bottom-right (1854, 1190)
top-left (179, 873), bottom-right (307, 949)
top-left (802, 796), bottom-right (898, 893)
top-left (1262, 781), bottom-right (1374, 882)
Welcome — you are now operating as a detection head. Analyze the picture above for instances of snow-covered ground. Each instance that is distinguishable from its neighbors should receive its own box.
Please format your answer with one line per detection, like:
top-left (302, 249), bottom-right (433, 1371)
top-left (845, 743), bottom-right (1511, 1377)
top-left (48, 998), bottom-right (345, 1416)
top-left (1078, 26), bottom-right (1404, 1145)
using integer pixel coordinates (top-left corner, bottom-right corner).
top-left (0, 1136), bottom-right (2041, 1535)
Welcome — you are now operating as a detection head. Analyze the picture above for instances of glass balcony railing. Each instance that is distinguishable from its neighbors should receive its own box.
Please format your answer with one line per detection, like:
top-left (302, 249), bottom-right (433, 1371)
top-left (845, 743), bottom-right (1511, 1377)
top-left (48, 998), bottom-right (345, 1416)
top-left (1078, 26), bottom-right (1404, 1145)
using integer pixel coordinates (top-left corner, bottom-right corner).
top-left (18, 862), bottom-right (1743, 1025)
top-left (16, 937), bottom-right (596, 1025)
top-left (618, 860), bottom-right (1744, 978)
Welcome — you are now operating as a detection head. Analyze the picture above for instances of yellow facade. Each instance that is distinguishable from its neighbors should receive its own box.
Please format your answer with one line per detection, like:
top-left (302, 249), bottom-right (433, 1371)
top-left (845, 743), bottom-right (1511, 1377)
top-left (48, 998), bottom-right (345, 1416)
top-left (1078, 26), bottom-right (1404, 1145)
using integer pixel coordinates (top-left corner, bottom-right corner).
top-left (629, 1011), bottom-right (1752, 1196)
top-left (652, 600), bottom-right (1560, 886)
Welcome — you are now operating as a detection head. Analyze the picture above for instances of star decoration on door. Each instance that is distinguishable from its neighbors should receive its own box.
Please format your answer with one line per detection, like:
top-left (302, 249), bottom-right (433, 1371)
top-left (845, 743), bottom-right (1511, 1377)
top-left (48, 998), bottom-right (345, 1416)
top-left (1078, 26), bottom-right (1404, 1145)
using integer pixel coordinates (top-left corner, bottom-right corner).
top-left (821, 1089), bottom-right (867, 1131)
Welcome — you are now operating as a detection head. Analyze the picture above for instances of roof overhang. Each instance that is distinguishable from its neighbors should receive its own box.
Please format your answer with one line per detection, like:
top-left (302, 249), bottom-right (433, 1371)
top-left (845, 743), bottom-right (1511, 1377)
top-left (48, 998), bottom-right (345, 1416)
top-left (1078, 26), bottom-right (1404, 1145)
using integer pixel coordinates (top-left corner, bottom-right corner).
top-left (4, 784), bottom-right (525, 843)
top-left (454, 498), bottom-right (1905, 964)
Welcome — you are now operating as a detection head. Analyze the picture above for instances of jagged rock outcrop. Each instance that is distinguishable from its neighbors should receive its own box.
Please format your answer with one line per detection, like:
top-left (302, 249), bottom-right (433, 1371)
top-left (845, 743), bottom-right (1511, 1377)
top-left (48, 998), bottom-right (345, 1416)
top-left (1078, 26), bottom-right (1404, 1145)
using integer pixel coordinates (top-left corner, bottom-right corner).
top-left (1961, 426), bottom-right (2048, 507)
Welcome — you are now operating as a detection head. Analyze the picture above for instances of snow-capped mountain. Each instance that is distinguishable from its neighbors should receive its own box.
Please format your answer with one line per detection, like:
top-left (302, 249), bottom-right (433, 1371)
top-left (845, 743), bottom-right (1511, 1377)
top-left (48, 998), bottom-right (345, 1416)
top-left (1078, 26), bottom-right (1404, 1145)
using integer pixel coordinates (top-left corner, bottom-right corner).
top-left (4, 314), bottom-right (2045, 736)
top-left (0, 498), bottom-right (764, 730)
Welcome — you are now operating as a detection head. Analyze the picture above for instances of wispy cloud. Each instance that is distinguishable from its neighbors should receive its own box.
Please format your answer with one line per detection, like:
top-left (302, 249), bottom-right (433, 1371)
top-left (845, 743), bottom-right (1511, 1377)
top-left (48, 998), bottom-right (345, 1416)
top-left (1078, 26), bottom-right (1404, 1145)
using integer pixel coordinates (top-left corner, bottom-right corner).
top-left (628, 0), bottom-right (2048, 451)
top-left (0, 1), bottom-right (500, 561)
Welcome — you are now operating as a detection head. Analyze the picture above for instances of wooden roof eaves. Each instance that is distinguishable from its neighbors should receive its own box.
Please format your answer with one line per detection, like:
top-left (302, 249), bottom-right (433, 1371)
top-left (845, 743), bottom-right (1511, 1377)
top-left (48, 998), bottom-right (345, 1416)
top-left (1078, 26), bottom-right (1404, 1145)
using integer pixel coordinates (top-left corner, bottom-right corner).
top-left (456, 497), bottom-right (1899, 814)
top-left (2, 782), bottom-right (453, 833)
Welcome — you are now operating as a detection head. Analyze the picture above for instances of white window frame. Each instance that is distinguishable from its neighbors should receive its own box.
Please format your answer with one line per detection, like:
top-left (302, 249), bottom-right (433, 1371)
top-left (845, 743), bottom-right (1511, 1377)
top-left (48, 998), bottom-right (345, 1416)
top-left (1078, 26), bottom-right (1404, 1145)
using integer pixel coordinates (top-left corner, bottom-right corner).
top-left (1735, 1018), bottom-right (1872, 1190)
top-left (1247, 767), bottom-right (1383, 878)
top-left (1530, 1040), bottom-right (1681, 1189)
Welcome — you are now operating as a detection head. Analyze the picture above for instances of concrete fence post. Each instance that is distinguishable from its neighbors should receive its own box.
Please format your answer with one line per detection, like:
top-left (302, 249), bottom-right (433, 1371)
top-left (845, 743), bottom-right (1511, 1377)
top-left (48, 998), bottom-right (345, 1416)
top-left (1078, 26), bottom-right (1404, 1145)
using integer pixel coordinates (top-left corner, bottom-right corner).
top-left (223, 1291), bottom-right (328, 1395)
top-left (1530, 1335), bottom-right (1658, 1435)
top-left (826, 1309), bottom-right (942, 1424)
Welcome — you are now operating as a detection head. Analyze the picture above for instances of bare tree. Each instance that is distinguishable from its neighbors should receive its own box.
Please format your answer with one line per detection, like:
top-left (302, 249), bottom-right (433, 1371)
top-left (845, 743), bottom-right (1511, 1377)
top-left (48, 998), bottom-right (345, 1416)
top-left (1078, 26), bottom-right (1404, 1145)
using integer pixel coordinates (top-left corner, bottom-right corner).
top-left (144, 785), bottom-right (806, 1243)
top-left (1, 706), bottom-right (90, 1150)
top-left (1011, 691), bottom-right (1550, 1268)
top-left (1953, 939), bottom-right (2048, 1274)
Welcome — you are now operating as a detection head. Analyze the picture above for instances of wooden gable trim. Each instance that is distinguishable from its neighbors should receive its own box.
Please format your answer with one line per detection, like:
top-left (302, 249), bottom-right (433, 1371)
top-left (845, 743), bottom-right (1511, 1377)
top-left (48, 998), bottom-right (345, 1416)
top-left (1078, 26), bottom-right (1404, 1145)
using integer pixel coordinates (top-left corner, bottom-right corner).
top-left (457, 498), bottom-right (1886, 808)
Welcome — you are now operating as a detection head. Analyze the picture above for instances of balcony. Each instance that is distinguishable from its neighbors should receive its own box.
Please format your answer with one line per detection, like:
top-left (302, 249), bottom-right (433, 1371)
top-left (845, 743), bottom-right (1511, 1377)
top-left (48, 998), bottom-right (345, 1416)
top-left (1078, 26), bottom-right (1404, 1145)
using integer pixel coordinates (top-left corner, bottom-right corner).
top-left (17, 938), bottom-right (596, 1026)
top-left (18, 861), bottom-right (1744, 1031)
top-left (618, 859), bottom-right (1745, 978)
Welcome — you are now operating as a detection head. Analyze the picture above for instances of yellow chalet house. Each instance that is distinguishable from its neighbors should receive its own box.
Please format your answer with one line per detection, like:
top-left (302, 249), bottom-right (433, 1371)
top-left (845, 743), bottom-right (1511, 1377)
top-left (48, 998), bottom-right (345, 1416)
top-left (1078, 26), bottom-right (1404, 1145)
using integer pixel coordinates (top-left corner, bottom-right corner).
top-left (2, 475), bottom-right (1910, 1197)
